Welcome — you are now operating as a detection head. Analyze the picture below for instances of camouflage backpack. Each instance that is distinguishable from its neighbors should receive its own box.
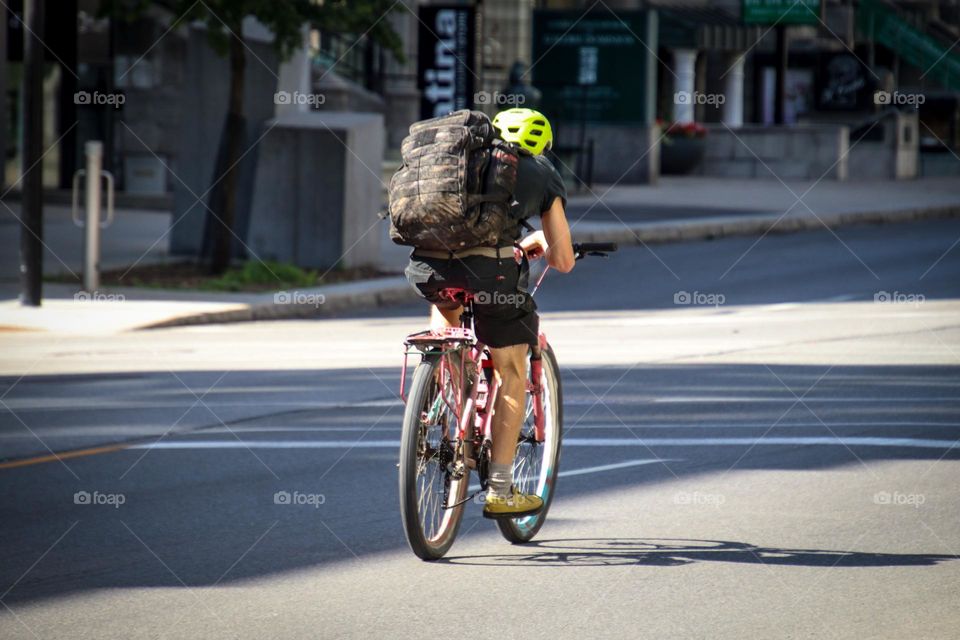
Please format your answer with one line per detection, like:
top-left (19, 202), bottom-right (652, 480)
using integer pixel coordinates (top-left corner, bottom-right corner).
top-left (388, 110), bottom-right (519, 251)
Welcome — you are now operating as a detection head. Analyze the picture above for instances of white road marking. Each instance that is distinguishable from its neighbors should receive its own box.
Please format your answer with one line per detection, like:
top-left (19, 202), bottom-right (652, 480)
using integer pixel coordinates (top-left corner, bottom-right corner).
top-left (648, 397), bottom-right (960, 404)
top-left (198, 421), bottom-right (960, 433)
top-left (558, 458), bottom-right (680, 477)
top-left (4, 421), bottom-right (958, 441)
top-left (128, 440), bottom-right (401, 449)
top-left (7, 420), bottom-right (960, 441)
top-left (820, 294), bottom-right (858, 302)
top-left (468, 458), bottom-right (678, 491)
top-left (4, 396), bottom-right (958, 411)
top-left (563, 437), bottom-right (960, 448)
top-left (128, 436), bottom-right (960, 450)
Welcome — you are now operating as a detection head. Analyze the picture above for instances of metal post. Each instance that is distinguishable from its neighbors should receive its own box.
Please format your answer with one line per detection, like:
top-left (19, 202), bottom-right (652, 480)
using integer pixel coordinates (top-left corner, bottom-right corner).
top-left (71, 141), bottom-right (114, 293)
top-left (775, 25), bottom-right (787, 125)
top-left (20, 0), bottom-right (44, 306)
top-left (0, 2), bottom-right (8, 194)
top-left (84, 141), bottom-right (103, 292)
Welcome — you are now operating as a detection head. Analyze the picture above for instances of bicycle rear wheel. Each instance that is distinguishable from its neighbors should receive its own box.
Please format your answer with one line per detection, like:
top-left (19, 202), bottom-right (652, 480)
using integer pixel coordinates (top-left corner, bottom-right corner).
top-left (399, 354), bottom-right (470, 560)
top-left (497, 344), bottom-right (563, 543)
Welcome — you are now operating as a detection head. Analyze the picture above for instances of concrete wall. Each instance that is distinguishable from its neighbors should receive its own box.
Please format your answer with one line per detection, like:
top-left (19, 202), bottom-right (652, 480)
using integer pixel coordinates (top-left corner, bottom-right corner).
top-left (698, 117), bottom-right (920, 181)
top-left (168, 25), bottom-right (279, 258)
top-left (246, 112), bottom-right (384, 270)
top-left (314, 68), bottom-right (386, 113)
top-left (576, 124), bottom-right (660, 185)
top-left (383, 87), bottom-right (419, 149)
top-left (696, 125), bottom-right (849, 180)
top-left (381, 0), bottom-right (420, 149)
top-left (921, 152), bottom-right (960, 177)
top-left (848, 111), bottom-right (919, 181)
top-left (114, 16), bottom-right (188, 193)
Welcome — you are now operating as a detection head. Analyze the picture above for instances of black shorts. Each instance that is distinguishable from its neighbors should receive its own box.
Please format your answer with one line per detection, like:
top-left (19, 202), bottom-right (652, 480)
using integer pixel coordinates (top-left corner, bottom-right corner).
top-left (405, 252), bottom-right (540, 348)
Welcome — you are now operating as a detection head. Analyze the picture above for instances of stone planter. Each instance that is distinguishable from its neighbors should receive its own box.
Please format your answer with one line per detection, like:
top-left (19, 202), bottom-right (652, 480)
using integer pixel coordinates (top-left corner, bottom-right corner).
top-left (660, 136), bottom-right (707, 175)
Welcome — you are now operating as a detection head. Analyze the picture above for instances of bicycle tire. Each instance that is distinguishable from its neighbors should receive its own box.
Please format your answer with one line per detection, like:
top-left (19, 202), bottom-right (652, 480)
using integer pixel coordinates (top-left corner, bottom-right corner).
top-left (497, 344), bottom-right (563, 543)
top-left (399, 354), bottom-right (470, 560)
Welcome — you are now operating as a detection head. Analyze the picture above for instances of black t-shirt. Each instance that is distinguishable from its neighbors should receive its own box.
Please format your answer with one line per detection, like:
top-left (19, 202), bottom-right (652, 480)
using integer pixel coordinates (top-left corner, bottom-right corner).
top-left (499, 153), bottom-right (567, 244)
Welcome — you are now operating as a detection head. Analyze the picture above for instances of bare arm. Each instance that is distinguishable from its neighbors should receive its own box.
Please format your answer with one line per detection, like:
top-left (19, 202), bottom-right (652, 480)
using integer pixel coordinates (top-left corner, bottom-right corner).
top-left (518, 197), bottom-right (575, 272)
top-left (541, 197), bottom-right (575, 272)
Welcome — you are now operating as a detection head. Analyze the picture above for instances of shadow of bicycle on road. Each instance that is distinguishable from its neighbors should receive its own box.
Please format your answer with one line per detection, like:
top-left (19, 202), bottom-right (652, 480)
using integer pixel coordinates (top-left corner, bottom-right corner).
top-left (439, 538), bottom-right (958, 568)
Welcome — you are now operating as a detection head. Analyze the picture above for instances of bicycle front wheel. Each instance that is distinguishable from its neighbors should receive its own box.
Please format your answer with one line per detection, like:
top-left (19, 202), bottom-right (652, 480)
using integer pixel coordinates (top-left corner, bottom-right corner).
top-left (497, 344), bottom-right (563, 543)
top-left (398, 354), bottom-right (470, 560)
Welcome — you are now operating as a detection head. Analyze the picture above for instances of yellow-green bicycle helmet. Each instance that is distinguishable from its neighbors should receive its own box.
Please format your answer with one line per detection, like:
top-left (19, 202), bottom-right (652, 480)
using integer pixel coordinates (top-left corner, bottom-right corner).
top-left (492, 108), bottom-right (553, 155)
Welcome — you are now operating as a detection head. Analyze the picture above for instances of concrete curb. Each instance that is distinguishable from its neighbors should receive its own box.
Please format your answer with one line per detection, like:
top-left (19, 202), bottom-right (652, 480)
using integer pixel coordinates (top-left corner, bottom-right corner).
top-left (143, 203), bottom-right (960, 330)
top-left (142, 277), bottom-right (417, 330)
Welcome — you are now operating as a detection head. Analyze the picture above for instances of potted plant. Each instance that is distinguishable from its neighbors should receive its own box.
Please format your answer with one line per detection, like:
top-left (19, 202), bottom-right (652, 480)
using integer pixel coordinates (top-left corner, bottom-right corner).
top-left (659, 119), bottom-right (708, 175)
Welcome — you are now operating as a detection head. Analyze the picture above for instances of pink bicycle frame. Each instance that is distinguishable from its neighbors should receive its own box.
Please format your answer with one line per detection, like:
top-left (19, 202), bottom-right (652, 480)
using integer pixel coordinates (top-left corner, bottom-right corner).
top-left (401, 325), bottom-right (546, 444)
top-left (401, 336), bottom-right (495, 443)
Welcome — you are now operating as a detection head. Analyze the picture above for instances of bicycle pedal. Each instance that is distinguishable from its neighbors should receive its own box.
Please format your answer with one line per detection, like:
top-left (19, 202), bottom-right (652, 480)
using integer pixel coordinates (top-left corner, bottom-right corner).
top-left (482, 504), bottom-right (544, 520)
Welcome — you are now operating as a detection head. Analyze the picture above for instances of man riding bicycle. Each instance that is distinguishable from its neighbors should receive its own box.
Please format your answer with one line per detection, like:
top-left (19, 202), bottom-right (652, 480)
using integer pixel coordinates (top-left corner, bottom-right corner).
top-left (400, 108), bottom-right (575, 518)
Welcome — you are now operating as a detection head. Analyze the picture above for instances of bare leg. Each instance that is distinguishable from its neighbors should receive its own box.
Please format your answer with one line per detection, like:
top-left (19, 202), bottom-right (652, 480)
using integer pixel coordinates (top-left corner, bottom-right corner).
top-left (430, 305), bottom-right (465, 391)
top-left (488, 344), bottom-right (529, 466)
top-left (432, 306), bottom-right (530, 479)
top-left (431, 304), bottom-right (461, 329)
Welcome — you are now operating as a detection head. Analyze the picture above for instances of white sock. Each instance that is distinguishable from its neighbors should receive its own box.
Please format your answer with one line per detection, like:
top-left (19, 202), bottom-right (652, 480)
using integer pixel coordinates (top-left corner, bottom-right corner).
top-left (487, 462), bottom-right (513, 498)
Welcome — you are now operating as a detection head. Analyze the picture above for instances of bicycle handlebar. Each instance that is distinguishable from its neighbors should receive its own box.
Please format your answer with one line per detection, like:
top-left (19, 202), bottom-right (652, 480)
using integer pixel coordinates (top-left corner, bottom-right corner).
top-left (531, 241), bottom-right (617, 295)
top-left (573, 242), bottom-right (618, 256)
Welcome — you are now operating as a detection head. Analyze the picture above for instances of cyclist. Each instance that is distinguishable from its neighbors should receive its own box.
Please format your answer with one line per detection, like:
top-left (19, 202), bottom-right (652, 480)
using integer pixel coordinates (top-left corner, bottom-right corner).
top-left (404, 108), bottom-right (575, 518)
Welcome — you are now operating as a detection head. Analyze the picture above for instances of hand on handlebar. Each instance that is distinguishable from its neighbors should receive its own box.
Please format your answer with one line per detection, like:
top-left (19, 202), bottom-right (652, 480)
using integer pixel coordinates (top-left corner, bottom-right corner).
top-left (519, 230), bottom-right (548, 260)
top-left (573, 242), bottom-right (619, 259)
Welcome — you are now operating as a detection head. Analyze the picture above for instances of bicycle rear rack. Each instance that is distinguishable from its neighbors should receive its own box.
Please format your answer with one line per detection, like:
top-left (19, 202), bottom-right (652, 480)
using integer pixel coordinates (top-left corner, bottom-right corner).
top-left (400, 327), bottom-right (478, 403)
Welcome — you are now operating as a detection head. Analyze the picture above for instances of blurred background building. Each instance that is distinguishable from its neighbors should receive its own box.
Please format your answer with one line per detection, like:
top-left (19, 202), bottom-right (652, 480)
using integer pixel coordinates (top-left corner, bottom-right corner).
top-left (1, 0), bottom-right (958, 260)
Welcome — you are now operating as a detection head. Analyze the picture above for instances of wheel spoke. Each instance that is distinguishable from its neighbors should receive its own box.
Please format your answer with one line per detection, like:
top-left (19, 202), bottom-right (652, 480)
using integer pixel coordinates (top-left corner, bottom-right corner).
top-left (498, 353), bottom-right (560, 540)
top-left (402, 354), bottom-right (476, 558)
top-left (411, 365), bottom-right (466, 544)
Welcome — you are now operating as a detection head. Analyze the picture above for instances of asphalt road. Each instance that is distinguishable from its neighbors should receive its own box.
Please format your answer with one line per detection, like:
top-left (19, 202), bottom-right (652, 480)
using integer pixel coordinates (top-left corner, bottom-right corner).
top-left (1, 219), bottom-right (959, 639)
top-left (564, 201), bottom-right (777, 223)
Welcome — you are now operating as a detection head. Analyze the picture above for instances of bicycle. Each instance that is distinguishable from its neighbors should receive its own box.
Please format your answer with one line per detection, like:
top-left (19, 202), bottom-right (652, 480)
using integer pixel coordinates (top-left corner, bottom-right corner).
top-left (398, 242), bottom-right (618, 560)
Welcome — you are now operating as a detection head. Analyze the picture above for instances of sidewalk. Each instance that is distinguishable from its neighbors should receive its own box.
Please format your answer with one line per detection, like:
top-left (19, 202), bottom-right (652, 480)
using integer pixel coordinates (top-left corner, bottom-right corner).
top-left (2, 176), bottom-right (958, 333)
top-left (565, 175), bottom-right (960, 242)
top-left (0, 201), bottom-right (173, 279)
top-left (0, 277), bottom-right (413, 333)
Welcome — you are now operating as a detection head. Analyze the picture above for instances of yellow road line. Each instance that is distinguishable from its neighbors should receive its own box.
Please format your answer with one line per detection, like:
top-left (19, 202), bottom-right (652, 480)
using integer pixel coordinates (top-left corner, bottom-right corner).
top-left (0, 443), bottom-right (131, 470)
